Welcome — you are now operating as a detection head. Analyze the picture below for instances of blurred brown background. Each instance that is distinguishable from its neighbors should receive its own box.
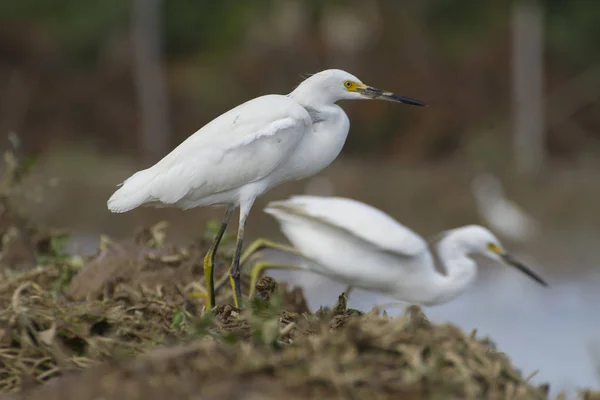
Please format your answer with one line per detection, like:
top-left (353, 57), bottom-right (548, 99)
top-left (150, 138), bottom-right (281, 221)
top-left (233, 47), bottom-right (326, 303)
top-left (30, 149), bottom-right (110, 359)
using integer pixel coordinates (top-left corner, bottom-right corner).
top-left (0, 0), bottom-right (599, 271)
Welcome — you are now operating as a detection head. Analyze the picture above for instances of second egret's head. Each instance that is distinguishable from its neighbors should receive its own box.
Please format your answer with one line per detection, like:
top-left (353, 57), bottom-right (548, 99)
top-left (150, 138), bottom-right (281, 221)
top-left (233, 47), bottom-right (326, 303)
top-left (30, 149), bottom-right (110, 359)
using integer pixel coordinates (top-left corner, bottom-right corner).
top-left (290, 69), bottom-right (426, 107)
top-left (459, 225), bottom-right (548, 287)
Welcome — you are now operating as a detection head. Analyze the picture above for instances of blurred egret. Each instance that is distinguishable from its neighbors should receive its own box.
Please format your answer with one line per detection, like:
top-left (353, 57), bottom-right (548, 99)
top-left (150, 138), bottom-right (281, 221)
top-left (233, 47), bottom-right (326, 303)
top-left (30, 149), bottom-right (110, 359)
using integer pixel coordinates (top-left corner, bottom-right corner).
top-left (106, 69), bottom-right (425, 308)
top-left (471, 173), bottom-right (541, 242)
top-left (244, 195), bottom-right (547, 305)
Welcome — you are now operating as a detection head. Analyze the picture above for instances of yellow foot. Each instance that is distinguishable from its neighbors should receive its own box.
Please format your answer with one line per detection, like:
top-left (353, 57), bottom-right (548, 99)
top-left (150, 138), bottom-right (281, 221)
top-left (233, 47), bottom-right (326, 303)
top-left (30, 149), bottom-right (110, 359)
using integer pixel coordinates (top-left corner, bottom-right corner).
top-left (203, 251), bottom-right (216, 309)
top-left (229, 274), bottom-right (241, 309)
top-left (214, 238), bottom-right (302, 294)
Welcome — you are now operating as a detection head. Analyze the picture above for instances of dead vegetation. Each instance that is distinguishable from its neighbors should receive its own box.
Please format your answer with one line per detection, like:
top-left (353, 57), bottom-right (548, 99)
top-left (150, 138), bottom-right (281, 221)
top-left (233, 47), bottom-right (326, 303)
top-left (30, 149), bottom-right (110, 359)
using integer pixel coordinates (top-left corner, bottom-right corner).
top-left (0, 219), bottom-right (558, 400)
top-left (0, 255), bottom-right (551, 400)
top-left (0, 151), bottom-right (597, 399)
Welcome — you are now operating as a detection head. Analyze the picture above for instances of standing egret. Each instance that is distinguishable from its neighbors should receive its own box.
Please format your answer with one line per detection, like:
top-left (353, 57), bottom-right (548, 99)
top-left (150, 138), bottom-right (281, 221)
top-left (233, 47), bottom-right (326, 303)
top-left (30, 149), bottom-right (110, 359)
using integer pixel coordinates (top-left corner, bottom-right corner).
top-left (243, 195), bottom-right (547, 305)
top-left (471, 173), bottom-right (541, 242)
top-left (106, 69), bottom-right (426, 308)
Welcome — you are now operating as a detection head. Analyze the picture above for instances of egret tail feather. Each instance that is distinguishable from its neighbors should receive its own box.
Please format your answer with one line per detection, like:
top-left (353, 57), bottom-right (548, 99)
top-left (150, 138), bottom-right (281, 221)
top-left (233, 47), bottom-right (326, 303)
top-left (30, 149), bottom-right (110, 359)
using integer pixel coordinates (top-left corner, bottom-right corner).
top-left (107, 168), bottom-right (157, 213)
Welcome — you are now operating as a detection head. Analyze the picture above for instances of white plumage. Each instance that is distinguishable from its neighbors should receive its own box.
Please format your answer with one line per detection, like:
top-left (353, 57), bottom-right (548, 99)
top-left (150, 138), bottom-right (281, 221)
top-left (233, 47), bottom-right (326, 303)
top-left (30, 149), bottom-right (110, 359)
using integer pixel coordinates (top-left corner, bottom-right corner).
top-left (264, 195), bottom-right (547, 306)
top-left (107, 69), bottom-right (426, 308)
top-left (267, 195), bottom-right (427, 256)
top-left (108, 96), bottom-right (310, 212)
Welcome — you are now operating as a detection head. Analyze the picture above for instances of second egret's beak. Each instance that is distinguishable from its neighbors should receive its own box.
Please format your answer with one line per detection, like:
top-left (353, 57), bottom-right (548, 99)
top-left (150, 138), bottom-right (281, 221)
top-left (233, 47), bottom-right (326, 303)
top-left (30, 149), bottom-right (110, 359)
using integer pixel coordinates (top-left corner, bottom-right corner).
top-left (500, 252), bottom-right (548, 287)
top-left (355, 85), bottom-right (427, 106)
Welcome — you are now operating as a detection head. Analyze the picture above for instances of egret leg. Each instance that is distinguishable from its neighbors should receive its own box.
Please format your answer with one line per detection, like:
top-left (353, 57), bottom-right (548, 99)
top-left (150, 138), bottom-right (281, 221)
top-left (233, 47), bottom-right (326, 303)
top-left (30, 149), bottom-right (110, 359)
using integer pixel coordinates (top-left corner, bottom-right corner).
top-left (229, 200), bottom-right (254, 308)
top-left (248, 261), bottom-right (303, 298)
top-left (239, 238), bottom-right (301, 265)
top-left (203, 204), bottom-right (234, 309)
top-left (214, 238), bottom-right (301, 293)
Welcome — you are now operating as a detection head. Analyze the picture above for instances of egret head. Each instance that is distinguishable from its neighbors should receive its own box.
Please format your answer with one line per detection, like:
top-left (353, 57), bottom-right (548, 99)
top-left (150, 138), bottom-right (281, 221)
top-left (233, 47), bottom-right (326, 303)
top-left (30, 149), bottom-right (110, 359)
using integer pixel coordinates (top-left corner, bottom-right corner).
top-left (462, 225), bottom-right (548, 286)
top-left (291, 69), bottom-right (426, 106)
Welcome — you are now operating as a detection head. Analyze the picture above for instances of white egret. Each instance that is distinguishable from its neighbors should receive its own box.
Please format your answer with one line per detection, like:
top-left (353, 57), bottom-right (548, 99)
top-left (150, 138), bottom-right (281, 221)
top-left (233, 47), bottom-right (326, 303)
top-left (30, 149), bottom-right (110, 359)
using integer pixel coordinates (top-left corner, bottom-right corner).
top-left (106, 69), bottom-right (425, 308)
top-left (244, 195), bottom-right (547, 306)
top-left (471, 173), bottom-right (541, 242)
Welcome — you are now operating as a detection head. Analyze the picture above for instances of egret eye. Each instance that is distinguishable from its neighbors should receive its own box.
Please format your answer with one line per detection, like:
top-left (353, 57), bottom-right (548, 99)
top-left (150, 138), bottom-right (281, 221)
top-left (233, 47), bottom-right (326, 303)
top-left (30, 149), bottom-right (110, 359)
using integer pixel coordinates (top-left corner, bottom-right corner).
top-left (344, 80), bottom-right (353, 89)
top-left (487, 242), bottom-right (502, 253)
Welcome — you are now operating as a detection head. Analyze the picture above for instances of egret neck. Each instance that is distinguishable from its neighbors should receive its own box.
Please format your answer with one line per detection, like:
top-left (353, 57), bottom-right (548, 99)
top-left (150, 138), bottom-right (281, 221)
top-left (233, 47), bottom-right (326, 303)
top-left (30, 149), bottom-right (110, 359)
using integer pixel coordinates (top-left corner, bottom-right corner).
top-left (427, 232), bottom-right (479, 305)
top-left (280, 101), bottom-right (350, 182)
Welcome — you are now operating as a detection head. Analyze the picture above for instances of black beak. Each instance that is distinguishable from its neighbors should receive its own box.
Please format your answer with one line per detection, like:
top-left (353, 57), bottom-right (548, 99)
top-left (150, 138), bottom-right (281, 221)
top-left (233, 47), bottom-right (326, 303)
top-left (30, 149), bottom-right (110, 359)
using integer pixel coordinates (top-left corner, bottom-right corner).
top-left (501, 252), bottom-right (548, 287)
top-left (356, 86), bottom-right (427, 107)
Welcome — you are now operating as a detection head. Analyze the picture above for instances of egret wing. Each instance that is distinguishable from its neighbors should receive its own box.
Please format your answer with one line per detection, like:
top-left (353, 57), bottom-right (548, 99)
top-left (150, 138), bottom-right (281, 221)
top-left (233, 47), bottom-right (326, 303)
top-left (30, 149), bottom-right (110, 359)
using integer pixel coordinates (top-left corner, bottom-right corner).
top-left (143, 95), bottom-right (312, 206)
top-left (266, 195), bottom-right (428, 257)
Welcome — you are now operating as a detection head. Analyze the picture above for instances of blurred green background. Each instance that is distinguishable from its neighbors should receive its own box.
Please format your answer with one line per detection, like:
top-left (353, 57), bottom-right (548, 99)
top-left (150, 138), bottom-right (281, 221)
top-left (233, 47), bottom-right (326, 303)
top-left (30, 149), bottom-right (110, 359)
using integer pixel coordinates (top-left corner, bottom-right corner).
top-left (1, 0), bottom-right (599, 164)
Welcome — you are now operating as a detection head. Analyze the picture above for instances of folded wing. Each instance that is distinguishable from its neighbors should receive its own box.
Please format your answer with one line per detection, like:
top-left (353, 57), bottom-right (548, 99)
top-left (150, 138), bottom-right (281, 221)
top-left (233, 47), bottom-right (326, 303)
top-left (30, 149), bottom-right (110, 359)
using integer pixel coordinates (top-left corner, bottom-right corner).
top-left (108, 95), bottom-right (311, 212)
top-left (265, 195), bottom-right (428, 257)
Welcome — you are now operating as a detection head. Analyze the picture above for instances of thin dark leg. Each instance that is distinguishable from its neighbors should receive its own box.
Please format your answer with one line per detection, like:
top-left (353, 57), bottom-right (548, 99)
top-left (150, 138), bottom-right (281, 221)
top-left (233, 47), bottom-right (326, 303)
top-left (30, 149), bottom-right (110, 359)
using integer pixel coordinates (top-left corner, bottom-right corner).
top-left (230, 220), bottom-right (246, 308)
top-left (230, 202), bottom-right (252, 308)
top-left (203, 204), bottom-right (234, 309)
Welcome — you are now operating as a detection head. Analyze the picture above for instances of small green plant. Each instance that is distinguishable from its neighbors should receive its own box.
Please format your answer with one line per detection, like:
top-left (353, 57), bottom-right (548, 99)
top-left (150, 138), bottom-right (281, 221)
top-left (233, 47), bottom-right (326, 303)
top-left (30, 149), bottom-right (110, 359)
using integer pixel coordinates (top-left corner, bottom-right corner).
top-left (50, 233), bottom-right (70, 258)
top-left (37, 232), bottom-right (72, 265)
top-left (247, 290), bottom-right (284, 347)
top-left (172, 308), bottom-right (189, 333)
top-left (33, 232), bottom-right (85, 296)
